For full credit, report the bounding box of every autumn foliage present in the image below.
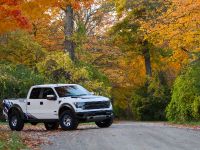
[0,0,29,33]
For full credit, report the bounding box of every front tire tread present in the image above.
[59,110,78,130]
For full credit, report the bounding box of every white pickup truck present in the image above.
[2,84,113,131]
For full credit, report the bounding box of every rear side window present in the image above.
[30,88,41,99]
[42,88,56,99]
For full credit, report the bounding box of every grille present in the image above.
[84,101,110,110]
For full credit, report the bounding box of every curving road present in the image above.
[41,122,200,150]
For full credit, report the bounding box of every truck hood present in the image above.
[61,95,110,102]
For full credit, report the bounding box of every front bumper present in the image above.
[76,110,113,122]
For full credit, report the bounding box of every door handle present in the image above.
[27,102,30,105]
[40,102,43,105]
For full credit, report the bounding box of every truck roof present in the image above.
[32,84,78,88]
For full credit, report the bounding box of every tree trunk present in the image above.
[32,23,37,38]
[64,5,75,61]
[142,40,152,77]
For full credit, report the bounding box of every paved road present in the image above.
[41,122,200,150]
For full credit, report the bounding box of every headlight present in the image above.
[108,101,111,107]
[74,102,85,108]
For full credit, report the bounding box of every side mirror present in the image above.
[47,95,57,101]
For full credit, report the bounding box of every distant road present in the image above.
[41,122,200,150]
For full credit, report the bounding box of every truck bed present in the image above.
[3,98,27,119]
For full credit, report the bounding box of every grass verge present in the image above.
[0,131,26,150]
[0,121,7,125]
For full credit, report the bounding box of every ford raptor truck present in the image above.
[2,84,113,131]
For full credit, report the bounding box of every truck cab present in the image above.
[3,84,113,131]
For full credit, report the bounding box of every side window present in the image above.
[42,88,56,99]
[30,88,41,99]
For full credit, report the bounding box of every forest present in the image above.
[0,0,200,123]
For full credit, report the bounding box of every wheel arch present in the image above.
[8,104,24,120]
[58,103,75,117]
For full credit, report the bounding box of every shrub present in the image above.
[111,87,134,120]
[0,62,46,120]
[131,72,170,121]
[166,60,200,122]
[0,62,46,100]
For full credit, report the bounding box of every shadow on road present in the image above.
[0,124,102,132]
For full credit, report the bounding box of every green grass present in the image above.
[0,121,7,125]
[0,132,26,150]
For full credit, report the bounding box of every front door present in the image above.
[27,87,58,119]
[41,88,58,119]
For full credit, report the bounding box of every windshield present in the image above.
[55,85,91,97]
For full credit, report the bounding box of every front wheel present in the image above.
[95,118,113,128]
[8,112,24,131]
[44,122,59,130]
[59,111,78,130]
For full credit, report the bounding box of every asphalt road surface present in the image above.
[41,122,200,150]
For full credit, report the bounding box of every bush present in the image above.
[0,62,46,120]
[166,61,200,122]
[111,87,134,120]
[0,62,46,100]
[131,72,170,121]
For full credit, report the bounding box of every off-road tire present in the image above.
[8,111,24,131]
[59,110,78,130]
[95,117,113,128]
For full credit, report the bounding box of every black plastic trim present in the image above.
[8,104,25,119]
[76,110,113,122]
[58,103,75,115]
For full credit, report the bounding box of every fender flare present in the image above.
[8,104,24,120]
[58,103,75,116]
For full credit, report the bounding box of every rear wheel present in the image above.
[59,111,78,130]
[44,122,59,130]
[8,111,24,131]
[95,118,113,128]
